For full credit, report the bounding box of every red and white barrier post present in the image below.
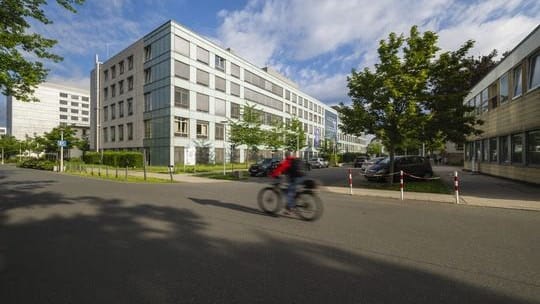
[348,169,353,195]
[400,170,404,201]
[454,171,460,204]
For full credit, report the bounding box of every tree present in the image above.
[0,0,84,101]
[366,142,383,157]
[264,121,285,155]
[339,26,439,182]
[284,117,306,153]
[0,135,21,159]
[35,126,80,154]
[228,103,264,162]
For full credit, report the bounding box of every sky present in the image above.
[1,0,539,127]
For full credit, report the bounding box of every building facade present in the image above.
[464,25,540,184]
[7,82,90,140]
[90,20,367,166]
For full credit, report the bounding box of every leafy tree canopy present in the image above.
[0,0,84,101]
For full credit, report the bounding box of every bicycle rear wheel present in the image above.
[295,192,323,221]
[257,187,282,214]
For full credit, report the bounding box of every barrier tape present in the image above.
[346,168,439,180]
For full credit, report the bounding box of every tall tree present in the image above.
[35,126,80,153]
[339,26,439,181]
[284,117,306,153]
[264,121,285,155]
[228,103,264,162]
[366,142,383,157]
[0,135,21,159]
[0,0,84,101]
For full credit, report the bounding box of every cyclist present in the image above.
[270,152,305,213]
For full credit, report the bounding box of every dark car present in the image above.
[353,156,369,168]
[360,156,385,172]
[364,156,433,181]
[249,158,280,177]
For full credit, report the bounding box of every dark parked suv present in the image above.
[353,156,369,168]
[364,156,433,181]
[248,158,280,177]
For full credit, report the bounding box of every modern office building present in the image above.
[464,25,540,184]
[6,82,91,141]
[90,20,368,166]
[0,127,6,136]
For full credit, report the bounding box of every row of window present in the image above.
[103,98,133,121]
[59,92,89,101]
[103,76,134,100]
[103,55,134,82]
[59,100,89,108]
[467,50,540,114]
[103,123,134,142]
[59,108,89,116]
[59,115,89,122]
[465,129,540,166]
[172,117,225,140]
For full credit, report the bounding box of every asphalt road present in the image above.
[1,165,539,304]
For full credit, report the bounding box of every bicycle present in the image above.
[257,178,323,221]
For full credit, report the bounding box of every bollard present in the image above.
[400,170,404,201]
[454,171,460,204]
[348,169,353,195]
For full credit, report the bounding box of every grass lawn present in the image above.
[360,178,452,194]
[64,171,174,183]
[194,171,249,181]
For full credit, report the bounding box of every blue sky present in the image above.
[1,0,539,126]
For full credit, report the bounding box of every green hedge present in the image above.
[18,159,56,171]
[83,151,143,167]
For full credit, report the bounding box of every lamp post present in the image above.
[60,129,64,172]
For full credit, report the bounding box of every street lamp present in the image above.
[220,120,229,175]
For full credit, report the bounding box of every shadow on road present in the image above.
[188,197,266,217]
[0,173,534,303]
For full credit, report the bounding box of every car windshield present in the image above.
[310,158,319,161]
[379,158,391,165]
[257,159,272,165]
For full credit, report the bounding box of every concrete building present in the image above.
[90,20,368,166]
[6,82,90,140]
[0,127,6,136]
[464,25,540,184]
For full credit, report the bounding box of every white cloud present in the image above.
[46,75,91,91]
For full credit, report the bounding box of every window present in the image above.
[196,69,209,86]
[110,126,116,142]
[529,52,540,91]
[511,133,523,163]
[197,46,209,64]
[475,140,481,160]
[111,66,116,79]
[196,93,209,112]
[482,138,489,161]
[474,94,481,115]
[82,103,89,108]
[292,106,297,115]
[500,135,510,164]
[103,127,108,142]
[285,90,290,100]
[285,104,290,113]
[500,73,509,104]
[60,114,68,120]
[71,95,79,100]
[82,110,89,115]
[118,124,124,141]
[174,117,189,137]
[71,109,78,114]
[527,130,540,165]
[144,68,151,84]
[144,120,152,138]
[104,87,108,100]
[127,98,133,115]
[230,103,240,119]
[103,106,108,121]
[144,45,151,61]
[82,96,89,102]
[231,63,240,78]
[119,60,125,74]
[489,137,498,162]
[118,100,124,118]
[60,92,68,98]
[244,87,283,110]
[175,36,190,56]
[244,69,283,97]
[196,120,209,138]
[82,117,89,122]
[144,92,152,112]
[215,55,225,71]
[175,60,190,80]
[111,104,116,120]
[127,76,133,91]
[513,65,522,98]
[215,76,226,92]
[128,55,133,70]
[127,123,133,140]
[480,88,488,113]
[215,98,226,116]
[174,87,189,108]
[230,82,240,97]
[60,100,68,105]
[111,84,116,97]
[119,80,124,95]
[292,93,297,103]
[215,123,224,140]
[60,107,68,112]
[103,70,108,82]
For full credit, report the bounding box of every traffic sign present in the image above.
[57,140,67,147]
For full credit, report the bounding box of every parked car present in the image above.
[353,156,369,168]
[308,158,329,169]
[364,156,433,181]
[360,156,385,172]
[248,158,280,177]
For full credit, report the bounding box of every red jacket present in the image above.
[270,156,295,178]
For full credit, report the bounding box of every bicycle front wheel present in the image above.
[295,191,323,221]
[257,187,282,214]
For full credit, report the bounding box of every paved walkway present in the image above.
[126,167,540,212]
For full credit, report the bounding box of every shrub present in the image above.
[18,158,55,171]
[83,151,143,167]
[82,152,101,164]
